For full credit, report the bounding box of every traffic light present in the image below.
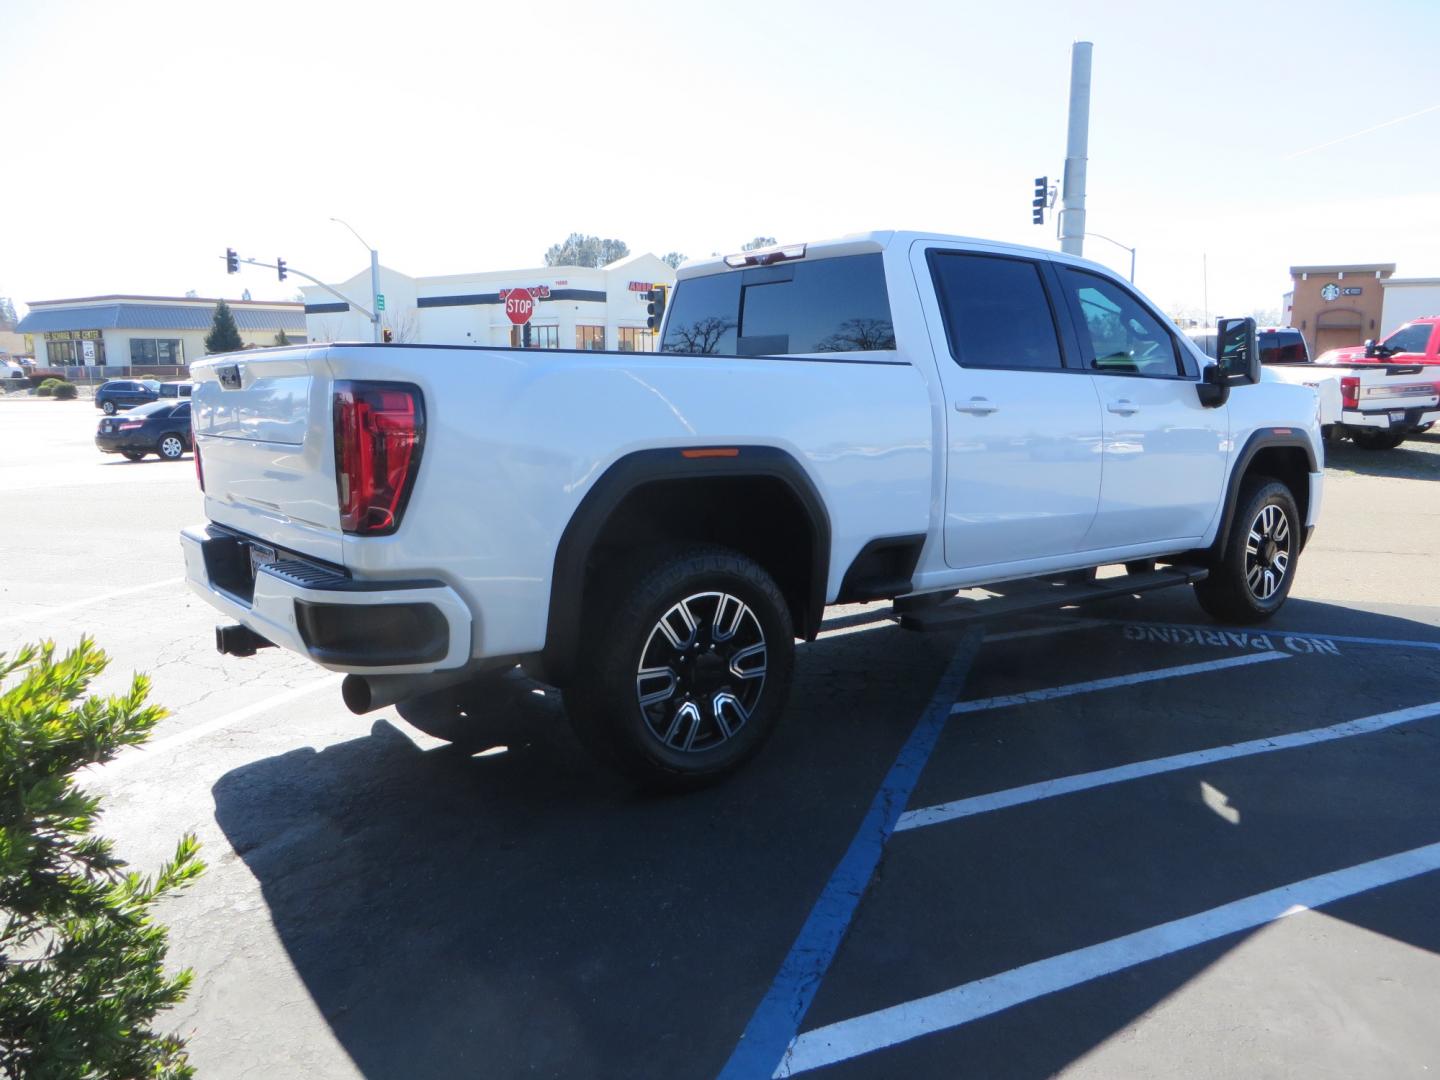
[277,258,287,282]
[382,327,393,343]
[225,247,239,274]
[1032,177,1048,225]
[647,284,668,330]
[522,323,532,348]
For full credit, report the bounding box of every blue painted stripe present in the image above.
[717,634,982,1080]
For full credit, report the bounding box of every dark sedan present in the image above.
[95,400,192,461]
[95,379,161,415]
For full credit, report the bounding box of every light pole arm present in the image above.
[1080,231,1137,283]
[227,256,376,321]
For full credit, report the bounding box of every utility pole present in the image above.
[1059,41,1093,258]
[331,218,382,343]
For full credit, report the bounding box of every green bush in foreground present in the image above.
[49,383,76,400]
[0,639,204,1079]
[37,379,65,390]
[32,386,51,398]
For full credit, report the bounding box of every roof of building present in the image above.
[1289,263,1397,276]
[17,303,307,334]
[1381,277,1440,287]
[26,294,302,308]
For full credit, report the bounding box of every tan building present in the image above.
[1288,263,1394,357]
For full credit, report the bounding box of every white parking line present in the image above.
[951,651,1290,716]
[90,675,344,776]
[776,840,1440,1076]
[898,698,1440,832]
[0,576,185,629]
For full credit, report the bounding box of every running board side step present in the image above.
[894,566,1210,632]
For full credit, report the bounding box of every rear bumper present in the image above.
[180,524,474,674]
[1339,407,1440,432]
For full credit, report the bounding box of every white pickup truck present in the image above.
[182,232,1323,786]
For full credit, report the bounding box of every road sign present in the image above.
[376,293,386,311]
[504,287,536,325]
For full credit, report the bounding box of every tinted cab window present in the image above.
[1382,322,1434,355]
[1258,330,1309,364]
[928,252,1064,370]
[1060,268,1183,377]
[662,254,894,356]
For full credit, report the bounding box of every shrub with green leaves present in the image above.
[0,639,204,1079]
[50,383,76,401]
[37,379,65,390]
[32,386,51,398]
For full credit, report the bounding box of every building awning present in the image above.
[17,304,307,334]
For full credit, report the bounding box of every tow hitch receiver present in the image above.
[216,623,275,657]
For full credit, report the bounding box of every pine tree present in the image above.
[204,299,244,354]
[0,639,203,1078]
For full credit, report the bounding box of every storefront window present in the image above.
[43,331,106,366]
[510,324,560,348]
[130,338,184,365]
[618,327,655,353]
[576,325,605,351]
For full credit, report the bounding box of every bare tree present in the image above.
[816,318,896,352]
[662,252,687,270]
[664,316,736,355]
[382,307,420,343]
[741,236,777,251]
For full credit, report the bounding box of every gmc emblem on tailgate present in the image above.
[217,364,242,389]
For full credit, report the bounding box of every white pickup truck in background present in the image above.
[183,232,1323,787]
[1190,325,1440,450]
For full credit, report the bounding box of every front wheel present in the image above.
[1350,429,1406,451]
[564,545,795,790]
[1194,478,1300,625]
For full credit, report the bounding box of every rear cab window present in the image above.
[1258,330,1309,364]
[661,254,895,356]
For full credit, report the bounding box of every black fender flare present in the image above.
[540,446,831,684]
[1212,427,1317,560]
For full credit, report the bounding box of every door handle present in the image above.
[1107,399,1139,416]
[955,397,998,415]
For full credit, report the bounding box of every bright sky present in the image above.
[4,0,1438,321]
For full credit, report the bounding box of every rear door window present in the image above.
[928,252,1065,370]
[662,254,895,356]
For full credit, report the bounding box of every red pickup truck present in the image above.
[1318,316,1440,366]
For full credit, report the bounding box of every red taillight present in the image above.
[118,420,143,430]
[333,381,425,535]
[1340,376,1359,410]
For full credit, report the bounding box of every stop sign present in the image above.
[504,288,535,325]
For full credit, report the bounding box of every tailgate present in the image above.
[191,348,345,565]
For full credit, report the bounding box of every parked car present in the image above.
[183,230,1323,787]
[2,358,28,381]
[95,400,192,461]
[158,381,194,399]
[1188,326,1310,364]
[95,379,161,414]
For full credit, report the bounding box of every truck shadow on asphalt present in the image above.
[1324,439,1440,481]
[211,598,1440,1080]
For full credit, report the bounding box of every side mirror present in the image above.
[1363,338,1378,358]
[1196,361,1230,408]
[1215,316,1260,385]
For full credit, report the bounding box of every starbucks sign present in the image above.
[1320,283,1341,301]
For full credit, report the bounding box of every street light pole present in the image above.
[1083,231,1137,283]
[331,217,381,343]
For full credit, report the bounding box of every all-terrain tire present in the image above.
[563,544,795,790]
[1193,477,1300,625]
[1350,429,1406,451]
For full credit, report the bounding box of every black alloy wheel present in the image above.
[565,545,795,789]
[1194,477,1300,624]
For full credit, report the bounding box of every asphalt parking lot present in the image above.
[3,396,1439,1079]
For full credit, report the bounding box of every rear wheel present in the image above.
[1194,477,1300,624]
[158,434,186,460]
[564,544,795,790]
[1350,429,1406,451]
[121,451,145,462]
[102,400,117,415]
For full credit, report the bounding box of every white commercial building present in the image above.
[302,252,676,352]
[1380,278,1440,337]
